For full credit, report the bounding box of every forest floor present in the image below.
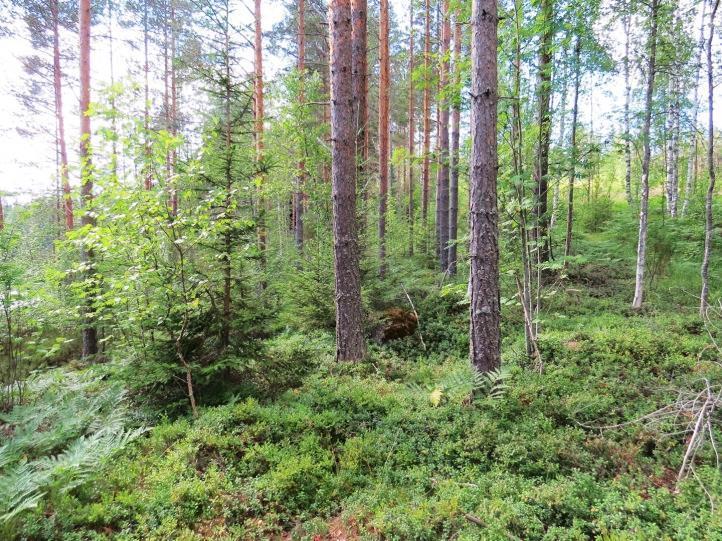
[4,204,722,540]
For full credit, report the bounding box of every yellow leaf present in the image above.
[429,388,443,407]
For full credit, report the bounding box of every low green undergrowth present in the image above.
[9,314,721,540]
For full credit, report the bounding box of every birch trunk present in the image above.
[700,0,720,316]
[632,0,659,310]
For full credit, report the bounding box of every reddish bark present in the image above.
[255,0,267,268]
[52,0,73,230]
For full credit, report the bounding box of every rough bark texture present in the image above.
[448,18,461,276]
[701,0,719,316]
[436,0,451,272]
[295,0,306,250]
[330,0,366,361]
[0,197,4,231]
[351,0,368,201]
[79,0,97,358]
[469,0,500,373]
[564,37,581,260]
[378,0,390,277]
[407,4,415,257]
[422,0,431,235]
[632,0,659,310]
[52,0,73,231]
[533,0,553,262]
[623,10,632,205]
[169,0,178,215]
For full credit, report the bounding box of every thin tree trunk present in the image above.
[143,0,152,190]
[469,0,500,373]
[255,0,267,272]
[107,0,118,179]
[407,3,415,256]
[437,0,450,272]
[623,9,633,204]
[511,0,535,359]
[0,196,4,231]
[378,0,389,277]
[632,0,659,310]
[422,0,431,246]
[666,51,680,218]
[550,48,567,232]
[169,0,178,215]
[564,37,581,260]
[79,0,97,358]
[351,0,368,207]
[682,1,707,217]
[221,8,232,349]
[330,0,366,361]
[700,0,720,316]
[533,0,553,262]
[448,17,461,276]
[52,0,73,231]
[295,0,306,250]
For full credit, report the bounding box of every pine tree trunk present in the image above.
[632,0,659,310]
[295,0,306,251]
[407,4,415,257]
[701,0,719,316]
[448,18,461,276]
[469,0,500,373]
[52,0,73,231]
[623,10,633,204]
[564,37,581,260]
[378,0,389,277]
[79,0,97,358]
[330,0,366,361]
[436,0,450,272]
[0,196,4,231]
[533,0,553,262]
[422,0,431,245]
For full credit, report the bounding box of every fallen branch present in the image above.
[401,284,426,351]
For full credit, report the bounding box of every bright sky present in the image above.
[0,0,716,204]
